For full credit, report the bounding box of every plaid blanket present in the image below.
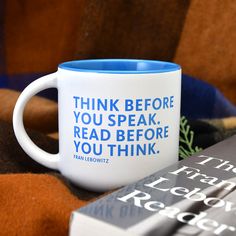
[0,74,236,235]
[1,1,236,235]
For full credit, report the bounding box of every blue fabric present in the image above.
[181,74,236,119]
[0,75,8,87]
[0,73,57,101]
[1,72,235,119]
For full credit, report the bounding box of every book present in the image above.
[69,135,236,236]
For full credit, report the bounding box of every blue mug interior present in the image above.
[59,59,180,74]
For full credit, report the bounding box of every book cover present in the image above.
[70,135,236,236]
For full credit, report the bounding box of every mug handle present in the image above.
[13,72,60,170]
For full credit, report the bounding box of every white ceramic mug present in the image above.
[13,59,181,191]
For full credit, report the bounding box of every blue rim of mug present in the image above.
[58,59,181,74]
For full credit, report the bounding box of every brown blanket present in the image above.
[0,89,101,235]
[1,1,236,234]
